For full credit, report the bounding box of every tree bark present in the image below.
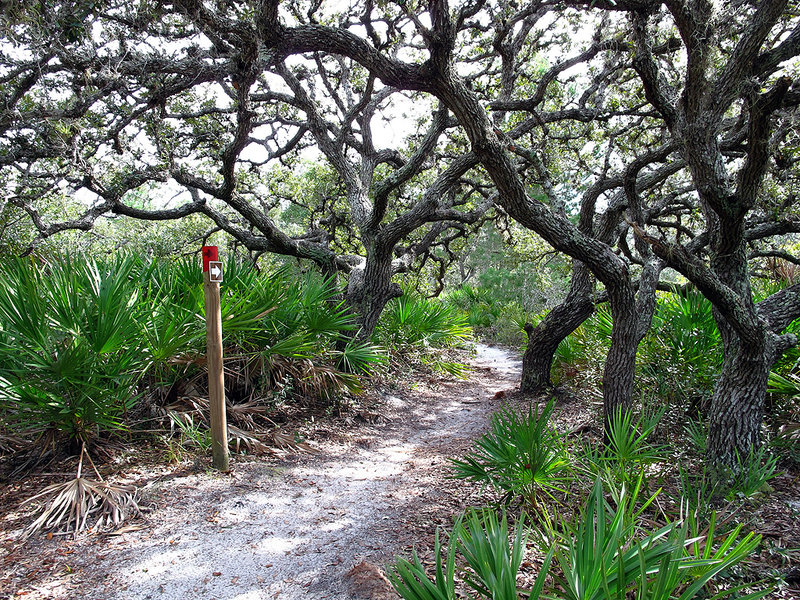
[345,242,402,339]
[521,261,594,392]
[603,281,640,419]
[705,330,773,470]
[603,256,664,434]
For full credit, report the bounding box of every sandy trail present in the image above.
[70,344,521,600]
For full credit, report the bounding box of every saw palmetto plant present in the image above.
[449,398,571,508]
[0,255,146,445]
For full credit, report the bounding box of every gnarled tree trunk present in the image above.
[706,283,800,470]
[521,262,594,392]
[345,242,402,339]
[603,258,664,433]
[706,329,773,469]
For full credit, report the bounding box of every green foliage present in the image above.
[456,510,529,600]
[0,256,146,442]
[376,294,473,349]
[638,290,721,408]
[541,477,769,600]
[334,339,388,376]
[543,478,676,600]
[389,510,551,600]
[678,445,780,514]
[392,478,768,600]
[684,418,708,454]
[443,285,529,346]
[581,408,666,490]
[169,412,213,453]
[727,446,780,499]
[548,306,611,387]
[767,371,800,396]
[389,529,458,600]
[0,253,384,447]
[453,224,571,315]
[449,399,571,506]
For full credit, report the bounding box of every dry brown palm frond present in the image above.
[226,400,269,430]
[9,428,59,477]
[227,425,273,455]
[0,431,28,455]
[167,395,209,416]
[268,430,314,454]
[777,422,800,441]
[21,445,139,539]
[165,396,210,434]
[167,396,271,431]
[268,355,360,398]
[21,476,139,539]
[299,362,361,396]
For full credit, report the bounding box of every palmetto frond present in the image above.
[22,477,140,539]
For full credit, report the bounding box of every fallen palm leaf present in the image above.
[108,523,146,536]
[0,431,28,454]
[21,444,140,539]
[22,476,139,539]
[268,430,314,454]
[777,422,800,440]
[226,400,269,430]
[227,424,272,454]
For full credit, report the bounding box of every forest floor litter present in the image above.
[1,344,534,599]
[2,343,799,600]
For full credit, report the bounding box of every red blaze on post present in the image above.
[202,246,219,272]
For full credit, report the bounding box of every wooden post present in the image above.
[202,246,229,471]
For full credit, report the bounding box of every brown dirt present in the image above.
[0,344,522,599]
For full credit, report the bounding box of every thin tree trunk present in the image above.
[521,262,594,392]
[602,258,664,434]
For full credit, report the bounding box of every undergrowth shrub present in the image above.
[638,290,721,416]
[580,407,666,492]
[374,293,473,377]
[390,477,768,600]
[443,285,530,346]
[376,294,472,349]
[0,253,385,452]
[0,256,147,445]
[449,399,571,507]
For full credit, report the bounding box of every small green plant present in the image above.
[455,510,530,600]
[771,422,800,464]
[449,399,571,507]
[389,510,552,600]
[541,478,675,600]
[540,477,770,600]
[677,463,725,516]
[581,407,665,491]
[679,445,779,514]
[728,446,779,498]
[684,418,708,454]
[169,412,212,453]
[389,528,457,600]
